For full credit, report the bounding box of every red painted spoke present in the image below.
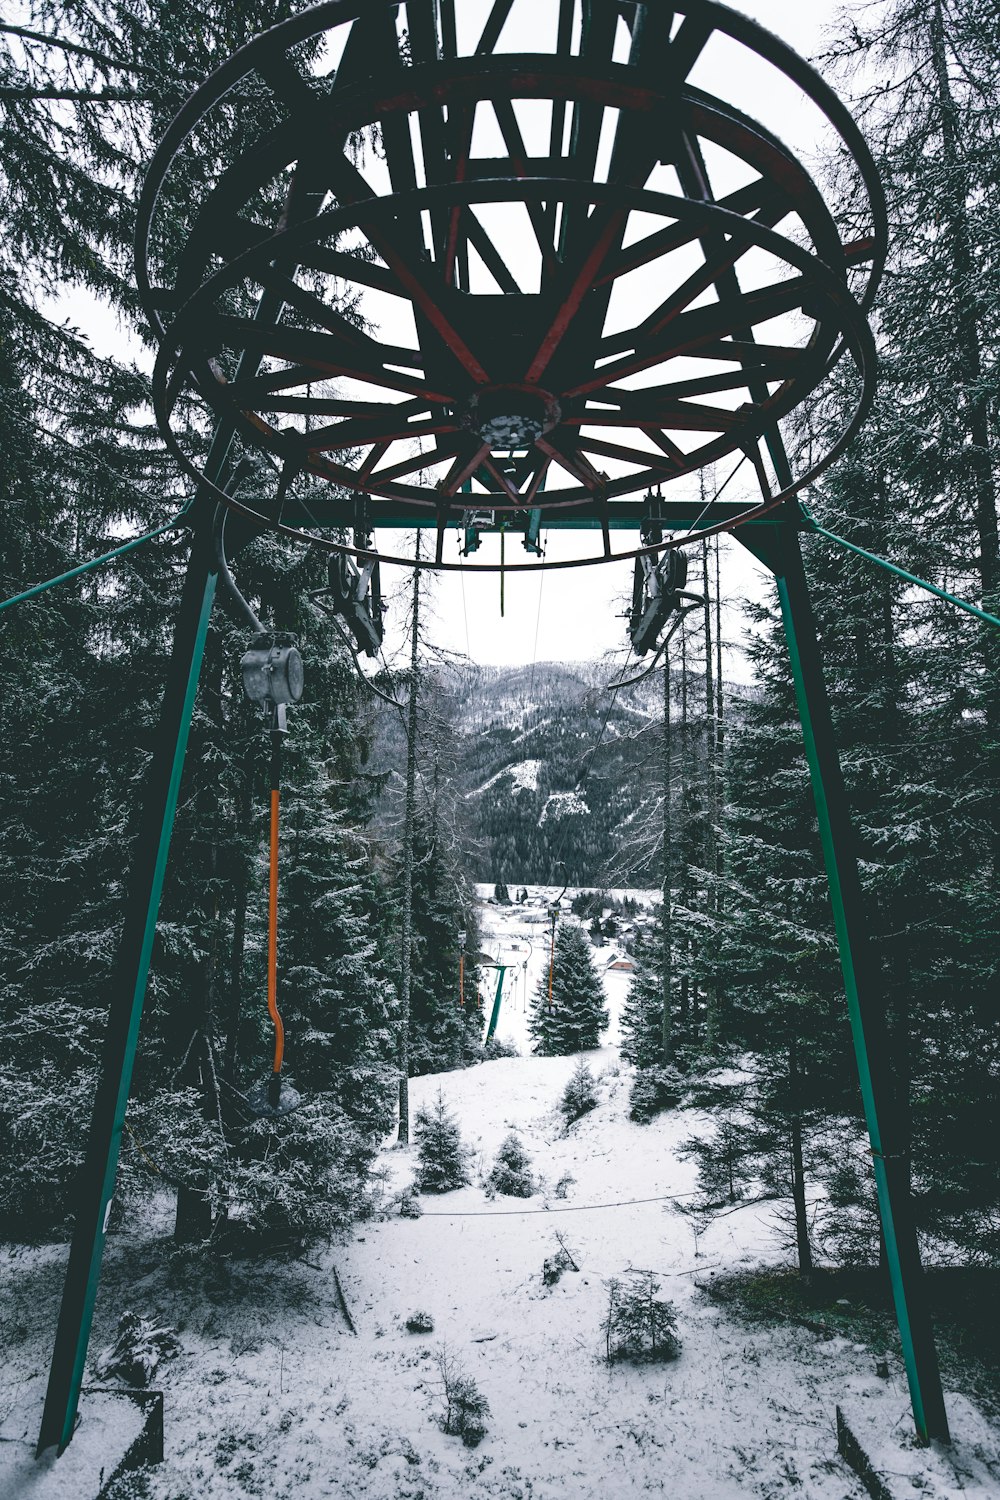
[522,452,554,505]
[525,208,627,383]
[576,436,686,475]
[326,151,492,382]
[535,436,603,494]
[479,455,522,504]
[438,440,493,495]
[566,276,815,397]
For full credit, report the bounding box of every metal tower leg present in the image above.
[741,521,949,1443]
[37,501,220,1455]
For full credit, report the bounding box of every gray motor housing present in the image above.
[241,631,304,709]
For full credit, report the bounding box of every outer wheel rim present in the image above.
[136,0,885,574]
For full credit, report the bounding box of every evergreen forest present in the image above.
[1,1,999,1490]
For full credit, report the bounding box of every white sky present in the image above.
[47,0,856,678]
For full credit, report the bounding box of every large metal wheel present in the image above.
[137,0,885,570]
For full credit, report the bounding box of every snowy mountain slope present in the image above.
[2,895,993,1500]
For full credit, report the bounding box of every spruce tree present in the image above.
[528,923,608,1056]
[414,1090,471,1193]
[486,1133,535,1198]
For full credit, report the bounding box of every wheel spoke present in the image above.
[525,208,628,383]
[595,179,787,287]
[476,0,516,56]
[492,96,559,278]
[576,436,686,475]
[438,440,493,495]
[569,403,740,433]
[258,51,493,385]
[536,435,604,494]
[302,414,457,454]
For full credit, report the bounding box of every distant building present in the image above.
[605,954,635,972]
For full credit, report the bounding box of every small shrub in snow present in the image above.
[482,1035,519,1061]
[542,1232,579,1287]
[553,1172,575,1199]
[560,1060,599,1127]
[414,1090,472,1193]
[485,1132,535,1197]
[629,1064,685,1123]
[398,1184,423,1218]
[405,1310,434,1334]
[602,1273,681,1364]
[435,1348,490,1447]
[93,1312,179,1386]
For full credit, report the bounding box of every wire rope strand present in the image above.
[0,505,192,615]
[805,512,1000,632]
[413,1189,700,1218]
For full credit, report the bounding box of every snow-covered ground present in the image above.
[2,894,997,1499]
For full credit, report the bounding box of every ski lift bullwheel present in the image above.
[137,0,885,574]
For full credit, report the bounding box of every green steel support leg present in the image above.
[742,521,949,1444]
[37,501,220,1454]
[486,967,508,1043]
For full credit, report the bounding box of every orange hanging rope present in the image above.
[459,951,465,1008]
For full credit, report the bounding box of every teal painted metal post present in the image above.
[37,501,220,1454]
[743,521,949,1443]
[485,967,508,1043]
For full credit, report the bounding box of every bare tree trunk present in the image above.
[679,619,691,1037]
[789,1036,813,1278]
[397,538,421,1144]
[661,650,672,1064]
[702,540,717,1049]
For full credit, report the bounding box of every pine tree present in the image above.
[486,1133,535,1198]
[413,1090,471,1193]
[528,923,608,1056]
[559,1060,599,1126]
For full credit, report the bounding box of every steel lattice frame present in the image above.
[136,0,886,571]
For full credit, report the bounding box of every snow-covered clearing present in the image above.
[466,760,542,799]
[2,895,995,1499]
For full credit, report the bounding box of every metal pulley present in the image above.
[241,630,305,711]
[630,550,690,656]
